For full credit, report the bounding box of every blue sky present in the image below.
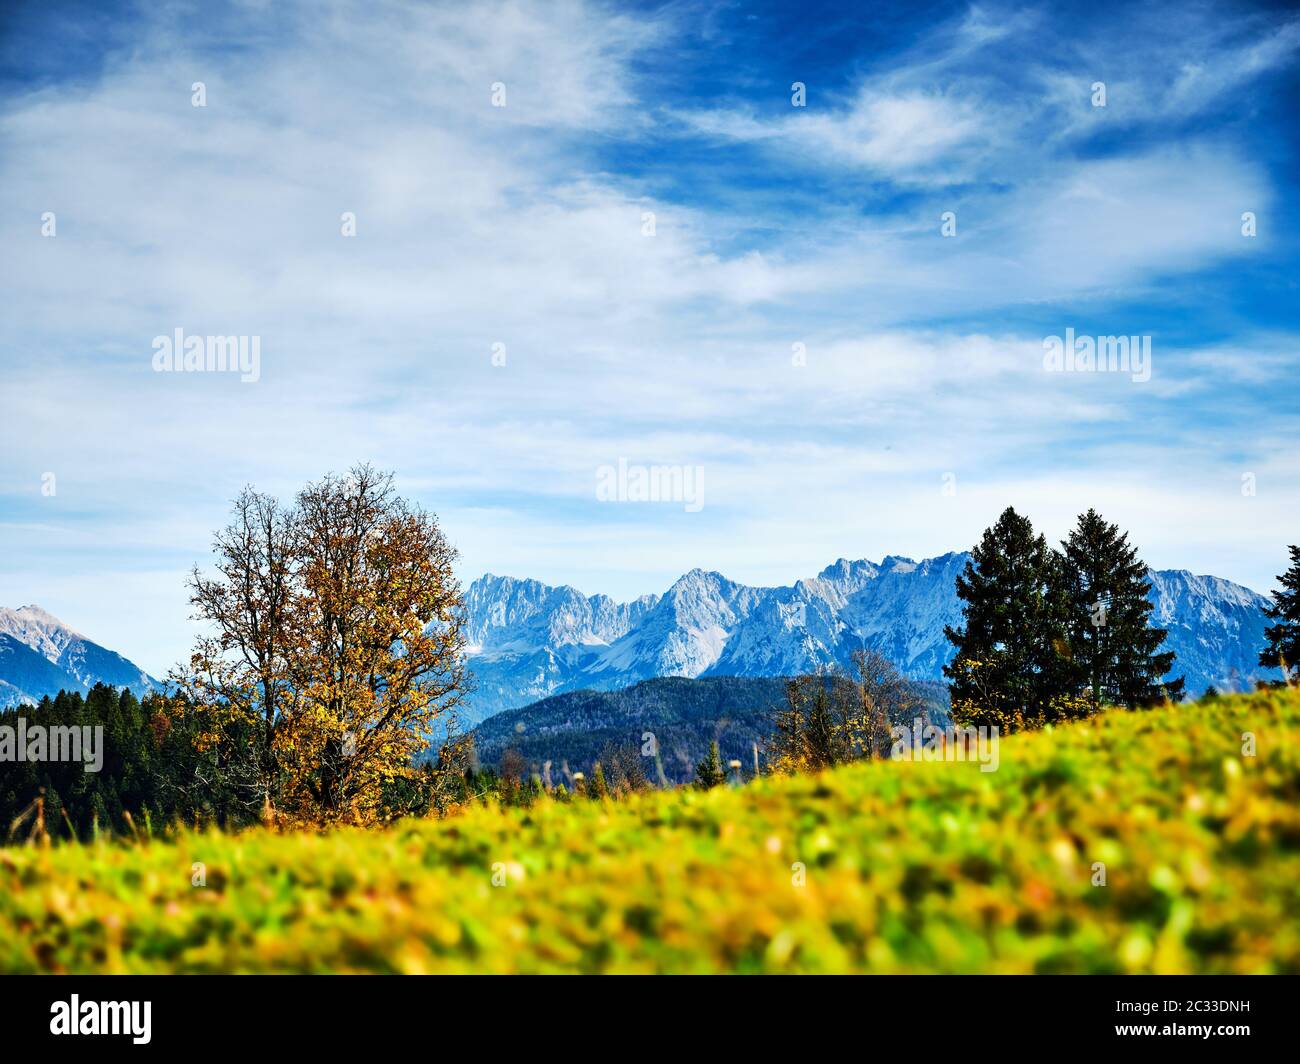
[1,0,1298,675]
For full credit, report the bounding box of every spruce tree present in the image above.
[802,683,842,770]
[1260,545,1300,678]
[1061,508,1183,708]
[693,741,727,790]
[944,507,1074,730]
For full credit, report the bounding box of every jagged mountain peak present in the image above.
[665,567,732,592]
[0,604,83,659]
[15,603,74,622]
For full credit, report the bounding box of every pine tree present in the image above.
[802,683,842,770]
[944,507,1074,730]
[1260,546,1300,680]
[1061,509,1183,708]
[693,741,727,790]
[587,762,609,800]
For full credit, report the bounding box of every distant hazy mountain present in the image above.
[466,674,949,784]
[0,606,159,707]
[462,555,1278,722]
[468,676,791,783]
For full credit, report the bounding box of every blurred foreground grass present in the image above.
[3,687,1298,973]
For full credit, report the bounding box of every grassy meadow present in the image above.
[2,686,1298,974]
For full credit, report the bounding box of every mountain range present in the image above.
[0,606,158,708]
[461,553,1279,722]
[0,551,1279,722]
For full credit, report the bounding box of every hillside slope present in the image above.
[3,686,1297,974]
[466,674,950,783]
[0,634,85,707]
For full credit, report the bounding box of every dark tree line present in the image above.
[0,685,248,841]
[0,683,469,843]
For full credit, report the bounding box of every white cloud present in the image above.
[0,0,1296,674]
[683,90,987,180]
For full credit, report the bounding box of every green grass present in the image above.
[3,687,1299,973]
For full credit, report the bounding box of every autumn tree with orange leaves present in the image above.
[174,465,468,824]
